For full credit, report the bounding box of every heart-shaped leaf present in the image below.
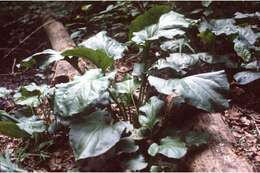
[63,31,126,70]
[69,110,131,160]
[148,70,229,112]
[54,69,115,117]
[132,11,197,45]
[148,136,187,159]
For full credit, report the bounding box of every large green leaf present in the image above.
[79,31,127,60]
[148,70,229,112]
[152,53,236,75]
[0,121,29,138]
[132,11,197,45]
[129,5,171,39]
[54,69,115,117]
[0,87,12,98]
[148,136,187,159]
[138,96,164,130]
[17,49,64,70]
[13,83,49,107]
[62,48,113,71]
[234,71,260,85]
[63,31,126,70]
[69,111,131,160]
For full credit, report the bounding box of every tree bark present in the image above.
[42,14,88,84]
[182,112,255,172]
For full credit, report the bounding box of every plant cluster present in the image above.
[0,2,259,171]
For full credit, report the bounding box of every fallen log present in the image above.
[42,14,88,84]
[182,112,255,172]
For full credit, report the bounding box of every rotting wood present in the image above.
[42,13,88,85]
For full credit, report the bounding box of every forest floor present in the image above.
[0,2,259,171]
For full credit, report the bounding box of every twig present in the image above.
[11,58,16,74]
[2,19,55,60]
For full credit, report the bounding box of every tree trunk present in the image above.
[42,14,88,84]
[182,112,255,172]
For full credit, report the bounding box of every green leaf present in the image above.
[234,12,260,19]
[0,87,12,98]
[241,60,260,70]
[13,83,49,107]
[54,69,115,117]
[79,31,126,60]
[115,78,138,94]
[185,131,209,147]
[0,121,29,138]
[129,5,171,39]
[199,19,257,44]
[234,71,260,85]
[152,53,236,75]
[0,152,27,172]
[132,63,144,76]
[148,136,187,159]
[17,115,46,135]
[17,49,64,70]
[138,96,164,130]
[69,111,131,160]
[148,70,229,112]
[132,11,197,45]
[121,154,148,171]
[233,37,252,62]
[160,38,195,53]
[62,47,113,71]
[0,111,45,137]
[63,31,126,70]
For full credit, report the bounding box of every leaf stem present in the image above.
[108,89,127,121]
